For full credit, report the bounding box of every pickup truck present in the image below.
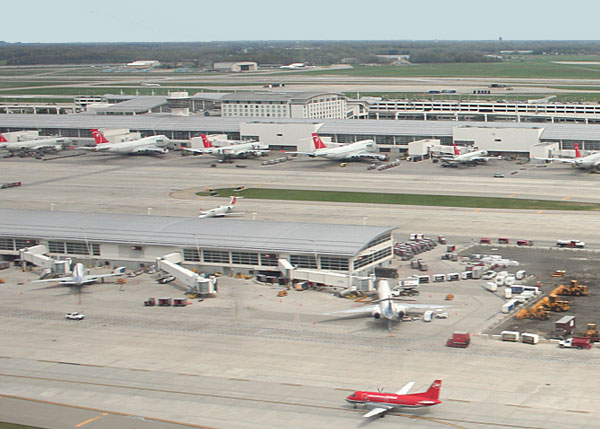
[559,337,592,350]
[65,312,85,320]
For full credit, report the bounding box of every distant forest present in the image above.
[2,41,600,66]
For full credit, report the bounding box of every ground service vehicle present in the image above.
[65,312,85,320]
[559,337,592,350]
[446,332,470,348]
[498,238,510,244]
[480,237,491,244]
[552,280,589,296]
[556,239,585,248]
[516,240,534,246]
[144,297,156,306]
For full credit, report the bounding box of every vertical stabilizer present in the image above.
[312,133,327,150]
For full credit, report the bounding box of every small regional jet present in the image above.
[324,280,447,331]
[79,129,170,155]
[289,133,387,162]
[346,380,442,418]
[198,196,244,219]
[533,143,600,172]
[0,133,72,155]
[32,263,126,287]
[439,143,498,167]
[181,135,269,160]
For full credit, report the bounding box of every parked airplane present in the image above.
[181,135,269,160]
[80,129,170,154]
[199,196,244,218]
[290,134,387,162]
[533,143,600,172]
[346,380,442,418]
[439,144,497,166]
[324,280,446,330]
[0,133,72,154]
[32,263,126,287]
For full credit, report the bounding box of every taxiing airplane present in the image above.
[439,144,497,166]
[290,134,387,162]
[181,135,269,160]
[346,380,442,418]
[80,129,170,155]
[533,143,600,172]
[324,279,447,330]
[280,63,306,69]
[0,133,72,154]
[199,196,244,218]
[32,263,126,287]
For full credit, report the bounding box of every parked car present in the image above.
[158,274,176,284]
[65,312,85,320]
[493,173,505,178]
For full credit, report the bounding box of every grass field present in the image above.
[198,188,600,211]
[289,56,600,79]
[0,423,41,429]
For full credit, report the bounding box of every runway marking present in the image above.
[0,356,10,359]
[334,387,354,392]
[566,409,590,414]
[446,398,471,403]
[179,373,200,377]
[505,403,532,408]
[0,393,217,429]
[281,382,302,387]
[79,363,104,368]
[229,377,250,382]
[75,412,107,427]
[130,368,150,372]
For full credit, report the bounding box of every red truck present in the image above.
[559,337,592,350]
[446,332,470,348]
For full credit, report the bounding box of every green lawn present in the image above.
[198,188,600,211]
[0,423,42,429]
[288,56,600,79]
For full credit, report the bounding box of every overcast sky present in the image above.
[4,0,600,43]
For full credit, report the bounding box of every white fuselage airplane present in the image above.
[0,133,72,154]
[81,129,170,155]
[32,263,126,287]
[291,134,387,162]
[440,144,496,166]
[181,135,269,160]
[280,63,306,69]
[199,196,243,218]
[534,143,600,172]
[325,280,447,330]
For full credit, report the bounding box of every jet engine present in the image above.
[371,309,381,319]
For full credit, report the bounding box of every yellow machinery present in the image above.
[277,290,288,297]
[552,279,589,296]
[541,294,570,312]
[515,301,550,320]
[585,323,599,338]
[552,270,566,277]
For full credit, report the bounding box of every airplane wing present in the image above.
[396,382,415,395]
[131,146,168,154]
[29,143,62,151]
[86,267,126,281]
[180,147,207,155]
[323,304,377,316]
[231,149,269,157]
[363,406,393,418]
[32,276,75,284]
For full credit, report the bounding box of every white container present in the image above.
[495,275,506,286]
[485,282,498,292]
[515,270,526,280]
[504,276,516,286]
[521,333,539,345]
[504,287,512,299]
[502,300,516,313]
[501,331,520,342]
[423,310,434,322]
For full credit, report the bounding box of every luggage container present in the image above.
[523,286,540,295]
[472,266,484,279]
[433,274,446,282]
[515,270,526,280]
[495,275,506,286]
[480,237,491,244]
[498,238,510,244]
[447,273,460,281]
[504,287,512,299]
[437,235,447,244]
[501,331,520,342]
[504,275,516,286]
[502,299,517,313]
[417,275,430,284]
[460,271,473,280]
[173,297,188,307]
[446,245,456,252]
[521,333,539,345]
[423,310,434,322]
[158,297,172,306]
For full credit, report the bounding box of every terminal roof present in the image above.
[0,209,395,257]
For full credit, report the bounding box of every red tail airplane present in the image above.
[91,129,110,144]
[346,380,442,418]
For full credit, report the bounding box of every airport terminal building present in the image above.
[0,209,395,277]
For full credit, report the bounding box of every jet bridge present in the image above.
[156,253,217,295]
[278,258,375,291]
[19,245,72,278]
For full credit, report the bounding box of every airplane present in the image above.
[324,279,447,330]
[79,129,170,155]
[346,380,442,418]
[181,134,269,160]
[289,134,387,162]
[199,196,244,218]
[439,144,498,167]
[280,63,306,69]
[0,133,72,155]
[533,143,600,172]
[32,263,126,287]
